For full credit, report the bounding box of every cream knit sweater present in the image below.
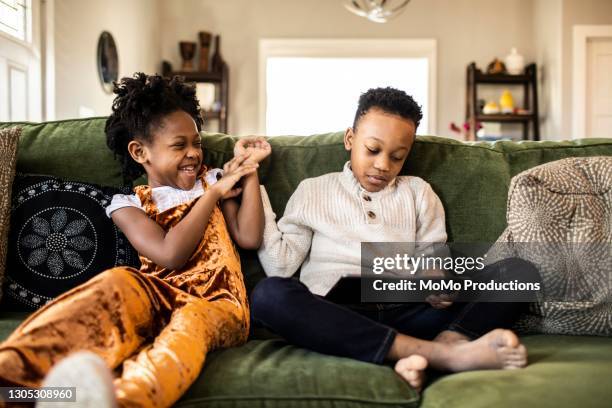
[258,161,447,295]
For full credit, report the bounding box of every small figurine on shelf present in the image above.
[499,90,514,114]
[486,58,507,74]
[161,60,173,77]
[482,101,500,114]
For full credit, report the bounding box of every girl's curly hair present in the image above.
[105,73,204,185]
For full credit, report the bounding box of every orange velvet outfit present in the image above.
[0,172,250,407]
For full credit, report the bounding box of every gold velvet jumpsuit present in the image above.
[0,170,250,407]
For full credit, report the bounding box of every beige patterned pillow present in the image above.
[0,127,21,302]
[493,156,612,336]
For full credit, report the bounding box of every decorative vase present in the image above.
[179,41,196,71]
[198,32,212,72]
[500,90,514,113]
[505,48,525,75]
[211,35,223,73]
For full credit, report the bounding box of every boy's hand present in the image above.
[421,268,454,309]
[233,136,271,164]
[211,154,259,200]
[425,293,454,309]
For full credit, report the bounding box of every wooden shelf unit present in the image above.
[163,62,229,133]
[466,62,540,141]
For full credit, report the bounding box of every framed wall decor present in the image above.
[97,31,118,93]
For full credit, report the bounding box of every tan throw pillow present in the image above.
[493,156,612,336]
[0,127,21,302]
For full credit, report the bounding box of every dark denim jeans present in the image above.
[250,258,538,364]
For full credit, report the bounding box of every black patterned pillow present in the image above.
[2,174,140,311]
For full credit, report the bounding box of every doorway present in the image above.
[586,37,612,138]
[573,25,612,139]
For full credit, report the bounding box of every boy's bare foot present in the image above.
[394,355,428,392]
[433,330,469,345]
[389,329,527,374]
[443,329,527,372]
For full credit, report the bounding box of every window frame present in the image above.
[0,0,32,46]
[258,38,437,135]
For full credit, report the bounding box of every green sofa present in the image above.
[1,117,611,408]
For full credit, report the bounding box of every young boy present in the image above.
[251,87,532,391]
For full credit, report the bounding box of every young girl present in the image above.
[252,87,535,392]
[0,73,270,407]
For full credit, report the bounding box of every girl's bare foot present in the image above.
[394,355,428,392]
[443,329,527,372]
[37,351,117,408]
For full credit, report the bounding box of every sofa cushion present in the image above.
[497,157,612,336]
[2,174,140,311]
[421,334,612,408]
[176,339,419,408]
[0,118,126,187]
[0,127,20,303]
[0,314,610,408]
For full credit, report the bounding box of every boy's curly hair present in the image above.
[353,87,423,131]
[105,73,204,184]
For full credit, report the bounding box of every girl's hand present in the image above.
[233,136,271,164]
[212,154,259,200]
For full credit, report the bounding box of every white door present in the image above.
[586,37,612,138]
[0,0,41,122]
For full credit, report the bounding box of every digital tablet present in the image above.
[324,274,361,304]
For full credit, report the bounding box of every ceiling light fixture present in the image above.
[344,0,411,23]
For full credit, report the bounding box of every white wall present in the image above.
[49,0,611,139]
[159,0,536,138]
[53,0,161,119]
[533,0,563,139]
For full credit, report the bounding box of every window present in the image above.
[0,0,40,122]
[259,39,436,136]
[0,0,30,42]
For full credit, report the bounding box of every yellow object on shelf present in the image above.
[500,90,514,113]
[483,101,500,115]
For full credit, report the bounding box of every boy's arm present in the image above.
[221,136,270,249]
[221,172,264,249]
[415,182,452,309]
[257,184,313,277]
[415,182,447,243]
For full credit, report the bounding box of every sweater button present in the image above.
[367,211,376,219]
[363,194,372,201]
